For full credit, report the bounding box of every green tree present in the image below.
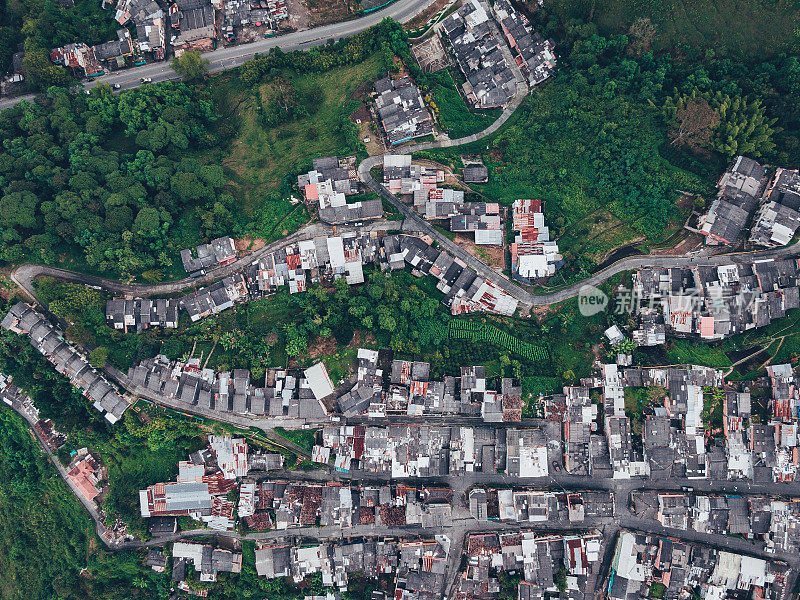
[21,49,70,88]
[171,50,210,82]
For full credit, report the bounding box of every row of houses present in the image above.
[337,347,524,421]
[105,298,180,332]
[50,0,289,80]
[243,480,453,531]
[459,531,602,600]
[650,493,800,554]
[169,540,242,584]
[374,75,435,146]
[1,303,128,423]
[510,199,562,281]
[699,155,800,247]
[467,488,614,524]
[396,234,520,315]
[633,257,800,341]
[427,197,503,246]
[127,355,333,417]
[609,530,790,600]
[254,536,450,597]
[110,230,521,331]
[315,425,550,477]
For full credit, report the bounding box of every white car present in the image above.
[140,77,152,83]
[113,83,121,89]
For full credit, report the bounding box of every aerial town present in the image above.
[3,0,800,598]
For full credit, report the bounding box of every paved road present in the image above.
[11,220,400,303]
[3,400,120,545]
[0,0,437,112]
[357,0,535,309]
[9,398,800,598]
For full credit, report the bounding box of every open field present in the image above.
[214,53,385,221]
[428,69,501,138]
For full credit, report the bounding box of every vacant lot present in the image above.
[544,0,800,58]
[220,53,384,218]
[306,0,352,26]
[429,69,501,138]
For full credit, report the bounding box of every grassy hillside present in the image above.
[211,53,385,221]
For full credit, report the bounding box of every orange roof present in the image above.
[304,183,319,201]
[67,458,100,502]
[699,316,715,338]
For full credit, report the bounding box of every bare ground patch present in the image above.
[235,236,268,253]
[452,233,505,271]
[306,0,352,26]
[308,335,338,360]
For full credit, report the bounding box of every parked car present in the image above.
[552,460,561,472]
[112,83,121,89]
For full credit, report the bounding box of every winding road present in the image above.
[0,0,440,111]
[4,4,800,596]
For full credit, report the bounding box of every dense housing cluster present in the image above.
[315,425,550,477]
[297,156,383,225]
[553,361,800,485]
[248,481,453,530]
[439,0,554,108]
[180,236,237,276]
[50,30,137,78]
[608,531,790,600]
[440,0,517,108]
[1,303,128,423]
[374,76,435,145]
[492,0,556,86]
[337,348,523,420]
[460,531,602,600]
[633,257,800,340]
[699,156,800,247]
[139,435,283,530]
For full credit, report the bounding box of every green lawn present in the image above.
[428,69,501,138]
[664,339,733,368]
[274,427,319,452]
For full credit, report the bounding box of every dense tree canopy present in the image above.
[0,83,230,277]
